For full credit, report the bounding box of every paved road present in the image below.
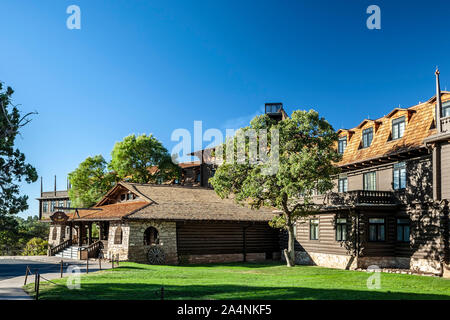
[0,256,113,300]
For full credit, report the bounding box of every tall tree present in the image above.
[0,82,38,238]
[68,155,117,207]
[109,134,179,184]
[210,110,342,266]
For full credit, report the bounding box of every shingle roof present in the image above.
[71,182,276,222]
[68,201,149,221]
[336,92,450,166]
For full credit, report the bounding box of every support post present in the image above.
[24,266,29,285]
[60,260,63,278]
[88,223,92,245]
[86,258,89,274]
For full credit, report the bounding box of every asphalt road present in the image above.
[0,259,63,281]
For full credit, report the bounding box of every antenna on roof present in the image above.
[54,175,56,196]
[40,177,43,195]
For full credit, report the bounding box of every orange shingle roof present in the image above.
[68,201,149,221]
[336,92,450,166]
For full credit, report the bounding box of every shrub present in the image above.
[22,237,48,256]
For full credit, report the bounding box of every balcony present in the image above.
[441,116,450,132]
[315,190,397,208]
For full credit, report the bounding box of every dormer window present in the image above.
[443,101,450,117]
[362,128,373,148]
[338,136,347,154]
[392,116,405,140]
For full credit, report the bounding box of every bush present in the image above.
[22,237,48,256]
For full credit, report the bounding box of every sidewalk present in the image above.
[0,256,113,300]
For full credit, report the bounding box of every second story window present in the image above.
[43,202,48,213]
[67,200,71,208]
[392,116,405,140]
[58,200,64,209]
[50,201,55,212]
[362,128,373,148]
[363,171,376,191]
[443,101,450,117]
[338,136,347,154]
[338,177,348,193]
[393,162,406,190]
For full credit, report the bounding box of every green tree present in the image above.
[0,82,38,247]
[210,110,342,267]
[22,237,48,256]
[68,155,117,207]
[109,134,179,184]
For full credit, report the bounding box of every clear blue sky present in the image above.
[2,0,449,218]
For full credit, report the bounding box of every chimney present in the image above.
[40,177,43,196]
[435,68,442,132]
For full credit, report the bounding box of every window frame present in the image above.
[309,219,319,240]
[336,218,348,241]
[114,226,123,245]
[144,227,160,245]
[443,101,450,117]
[338,136,347,154]
[368,218,386,242]
[396,218,410,242]
[363,171,377,191]
[338,177,348,193]
[50,201,55,212]
[393,162,407,190]
[43,201,48,213]
[392,116,406,140]
[362,127,373,148]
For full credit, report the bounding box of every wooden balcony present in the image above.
[316,190,397,208]
[441,116,450,132]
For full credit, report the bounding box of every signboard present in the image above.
[50,211,69,224]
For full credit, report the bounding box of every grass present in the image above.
[24,261,450,300]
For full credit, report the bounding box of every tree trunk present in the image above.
[284,223,296,267]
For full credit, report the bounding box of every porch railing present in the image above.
[48,239,72,256]
[79,240,103,259]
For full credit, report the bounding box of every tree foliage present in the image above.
[0,82,38,234]
[109,134,179,184]
[210,110,342,266]
[68,155,117,208]
[22,237,49,256]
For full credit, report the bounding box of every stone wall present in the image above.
[127,221,178,264]
[106,222,130,261]
[292,251,358,270]
[48,224,65,247]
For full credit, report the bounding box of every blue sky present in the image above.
[1,0,449,218]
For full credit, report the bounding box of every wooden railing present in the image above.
[79,240,103,259]
[348,190,395,205]
[48,239,72,256]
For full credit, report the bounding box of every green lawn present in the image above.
[24,261,450,300]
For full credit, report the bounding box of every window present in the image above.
[338,177,348,193]
[338,136,347,154]
[336,218,347,241]
[43,202,48,213]
[397,218,410,242]
[443,101,450,117]
[52,227,57,240]
[50,201,55,212]
[363,171,376,191]
[114,226,123,244]
[362,128,373,148]
[58,201,64,209]
[392,116,406,140]
[144,227,159,245]
[67,200,71,208]
[126,193,132,200]
[393,162,407,190]
[369,218,385,241]
[120,194,126,201]
[310,219,319,240]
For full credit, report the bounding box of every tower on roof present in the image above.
[264,102,288,121]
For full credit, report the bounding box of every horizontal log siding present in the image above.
[176,221,280,255]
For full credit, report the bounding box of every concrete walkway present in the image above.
[0,256,113,300]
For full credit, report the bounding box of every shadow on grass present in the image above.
[32,282,450,300]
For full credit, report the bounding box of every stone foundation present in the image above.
[179,252,278,264]
[293,251,444,275]
[292,251,358,270]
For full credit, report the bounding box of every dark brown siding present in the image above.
[176,221,280,255]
